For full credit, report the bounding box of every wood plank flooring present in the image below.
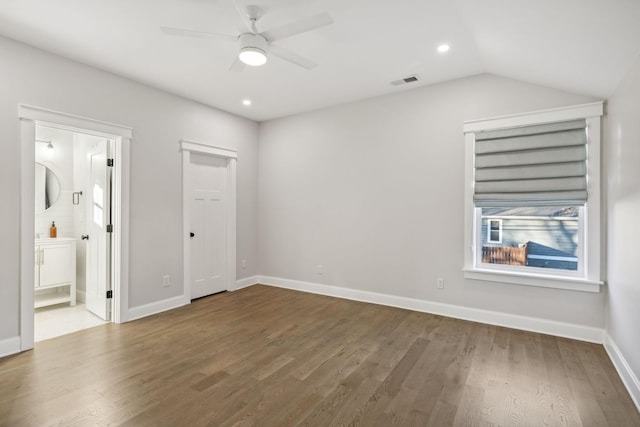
[1,285,638,426]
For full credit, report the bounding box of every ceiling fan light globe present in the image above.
[239,47,267,66]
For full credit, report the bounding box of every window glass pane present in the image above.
[487,220,501,243]
[480,206,578,271]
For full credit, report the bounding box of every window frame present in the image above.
[463,102,604,293]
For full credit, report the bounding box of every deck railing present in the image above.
[481,245,528,266]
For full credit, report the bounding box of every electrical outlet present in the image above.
[317,264,324,275]
[163,275,171,287]
[437,277,444,289]
[241,259,247,269]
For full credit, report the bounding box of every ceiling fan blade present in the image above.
[269,44,317,70]
[229,56,246,72]
[261,13,333,42]
[161,26,236,42]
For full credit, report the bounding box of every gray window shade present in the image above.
[474,119,587,207]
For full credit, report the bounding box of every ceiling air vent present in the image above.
[390,75,420,87]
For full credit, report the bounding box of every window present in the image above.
[481,206,578,271]
[463,102,604,292]
[486,218,502,243]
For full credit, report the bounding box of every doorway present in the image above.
[33,125,113,341]
[19,105,132,351]
[181,139,237,303]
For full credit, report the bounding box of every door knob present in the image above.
[81,235,89,240]
[190,232,195,238]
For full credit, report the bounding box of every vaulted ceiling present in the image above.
[0,0,639,121]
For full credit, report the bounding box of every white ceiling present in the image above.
[0,0,639,122]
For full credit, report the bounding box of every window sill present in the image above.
[463,267,604,293]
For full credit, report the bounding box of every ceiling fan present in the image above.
[161,4,333,71]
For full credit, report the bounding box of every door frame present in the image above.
[181,139,237,304]
[19,105,132,351]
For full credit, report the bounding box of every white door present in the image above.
[190,154,227,299]
[86,139,112,320]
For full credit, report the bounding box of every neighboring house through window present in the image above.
[481,207,578,270]
[463,102,604,292]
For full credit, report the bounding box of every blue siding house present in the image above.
[481,207,578,270]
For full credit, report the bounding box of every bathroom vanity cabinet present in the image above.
[34,238,76,308]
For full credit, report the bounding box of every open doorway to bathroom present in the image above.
[34,124,112,342]
[20,104,131,352]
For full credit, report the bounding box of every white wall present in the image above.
[258,74,606,328]
[605,55,640,391]
[0,35,259,342]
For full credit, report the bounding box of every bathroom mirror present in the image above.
[35,162,61,213]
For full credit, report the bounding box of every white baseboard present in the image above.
[76,289,86,303]
[0,336,22,358]
[258,276,604,344]
[127,295,188,322]
[236,275,259,290]
[604,332,640,412]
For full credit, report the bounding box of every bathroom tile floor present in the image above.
[35,303,108,342]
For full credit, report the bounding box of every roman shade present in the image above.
[473,119,587,207]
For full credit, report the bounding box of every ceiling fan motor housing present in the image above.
[239,33,268,53]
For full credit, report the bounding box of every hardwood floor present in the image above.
[1,285,638,426]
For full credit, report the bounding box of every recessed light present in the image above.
[437,44,450,53]
[242,99,252,106]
